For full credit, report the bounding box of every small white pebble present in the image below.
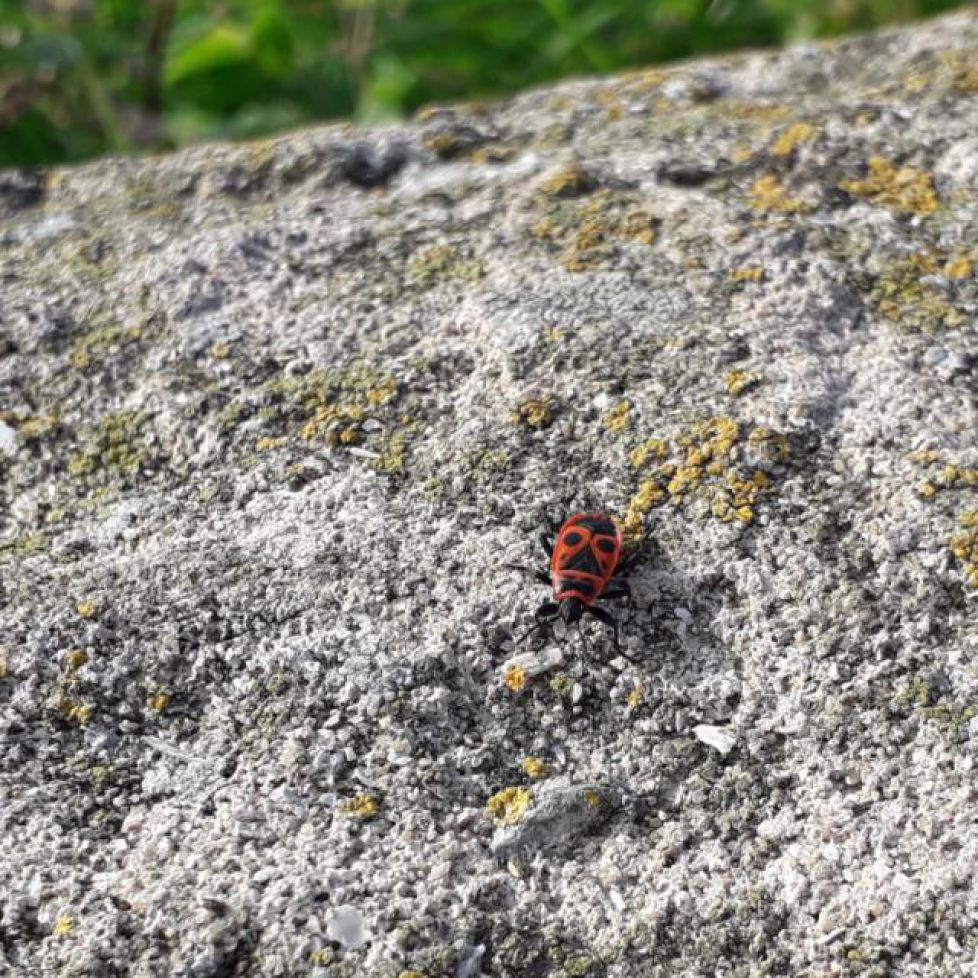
[692,724,737,755]
[0,421,16,455]
[325,905,368,949]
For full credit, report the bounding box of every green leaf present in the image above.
[251,6,294,77]
[164,23,251,88]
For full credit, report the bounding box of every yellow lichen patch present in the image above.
[340,794,380,820]
[17,413,60,441]
[910,454,978,498]
[627,685,643,710]
[486,786,532,826]
[604,400,632,434]
[521,756,548,780]
[618,210,657,245]
[621,478,667,544]
[58,698,93,724]
[711,469,772,524]
[0,649,7,680]
[255,436,288,452]
[954,66,978,93]
[747,174,810,214]
[680,416,740,467]
[770,121,817,157]
[944,254,972,280]
[939,464,978,489]
[584,789,602,809]
[511,394,555,430]
[300,404,361,444]
[65,648,88,673]
[538,162,597,198]
[726,100,793,123]
[626,418,784,532]
[422,129,473,159]
[542,324,562,343]
[210,341,233,359]
[629,438,669,469]
[468,144,517,165]
[53,914,75,938]
[839,157,939,216]
[366,375,399,405]
[725,370,760,396]
[147,691,170,713]
[729,266,765,283]
[397,972,428,978]
[503,663,528,692]
[76,601,97,619]
[531,188,656,271]
[407,243,484,287]
[950,525,978,587]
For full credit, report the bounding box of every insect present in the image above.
[512,512,639,651]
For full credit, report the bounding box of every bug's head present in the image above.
[560,598,584,627]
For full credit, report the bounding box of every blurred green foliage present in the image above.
[0,0,971,166]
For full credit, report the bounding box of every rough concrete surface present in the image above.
[1,9,978,978]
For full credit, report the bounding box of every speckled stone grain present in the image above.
[1,9,977,978]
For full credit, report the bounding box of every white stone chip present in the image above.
[692,724,737,755]
[325,905,368,949]
[0,421,17,455]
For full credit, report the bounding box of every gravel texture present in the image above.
[2,9,978,978]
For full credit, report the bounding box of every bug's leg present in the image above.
[512,602,560,647]
[505,564,552,586]
[539,531,554,558]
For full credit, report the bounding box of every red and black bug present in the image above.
[513,512,638,651]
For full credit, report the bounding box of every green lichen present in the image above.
[70,322,144,370]
[0,532,49,561]
[871,250,967,332]
[407,243,484,287]
[900,676,976,738]
[550,673,575,700]
[374,430,408,474]
[68,412,157,482]
[89,765,113,790]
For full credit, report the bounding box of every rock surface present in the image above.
[2,9,978,978]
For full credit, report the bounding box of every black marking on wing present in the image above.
[559,546,601,576]
[555,576,594,599]
[573,514,616,537]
